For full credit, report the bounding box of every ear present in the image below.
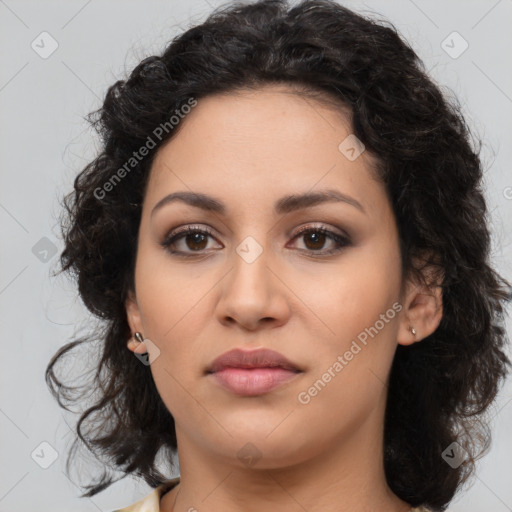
[125,290,147,354]
[397,254,444,346]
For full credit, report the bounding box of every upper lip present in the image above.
[207,348,302,373]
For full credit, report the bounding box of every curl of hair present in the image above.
[46,0,511,509]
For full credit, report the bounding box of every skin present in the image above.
[125,84,443,512]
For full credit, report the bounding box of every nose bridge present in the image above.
[215,223,290,328]
[229,230,272,298]
[229,206,274,277]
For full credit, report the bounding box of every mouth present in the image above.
[206,347,303,396]
[206,362,301,373]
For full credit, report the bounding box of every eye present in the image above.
[289,224,351,256]
[161,225,221,257]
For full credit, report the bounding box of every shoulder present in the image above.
[112,477,180,512]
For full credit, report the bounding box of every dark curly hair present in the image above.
[45,0,512,509]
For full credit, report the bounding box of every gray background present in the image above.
[1,0,511,510]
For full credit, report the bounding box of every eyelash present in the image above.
[160,224,351,258]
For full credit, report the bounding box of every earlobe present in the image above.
[127,332,148,354]
[397,278,443,347]
[125,291,147,353]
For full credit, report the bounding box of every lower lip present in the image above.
[209,367,301,396]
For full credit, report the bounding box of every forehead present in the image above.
[144,85,385,220]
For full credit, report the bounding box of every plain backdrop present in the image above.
[1,0,511,511]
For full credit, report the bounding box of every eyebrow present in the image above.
[150,188,366,218]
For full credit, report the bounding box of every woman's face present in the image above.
[125,85,431,470]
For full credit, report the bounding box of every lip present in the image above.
[210,367,301,396]
[207,348,302,373]
[206,348,303,396]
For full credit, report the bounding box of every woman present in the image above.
[45,0,511,511]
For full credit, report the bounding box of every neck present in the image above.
[160,404,412,512]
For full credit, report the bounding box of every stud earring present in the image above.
[409,326,416,336]
[128,331,146,353]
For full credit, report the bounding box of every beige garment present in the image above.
[113,477,179,512]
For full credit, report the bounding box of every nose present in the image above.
[215,241,291,332]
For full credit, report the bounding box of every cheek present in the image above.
[302,247,401,346]
[293,259,401,430]
[135,239,214,334]
[133,247,214,401]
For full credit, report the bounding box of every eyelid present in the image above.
[161,224,220,247]
[165,224,217,238]
[292,222,348,240]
